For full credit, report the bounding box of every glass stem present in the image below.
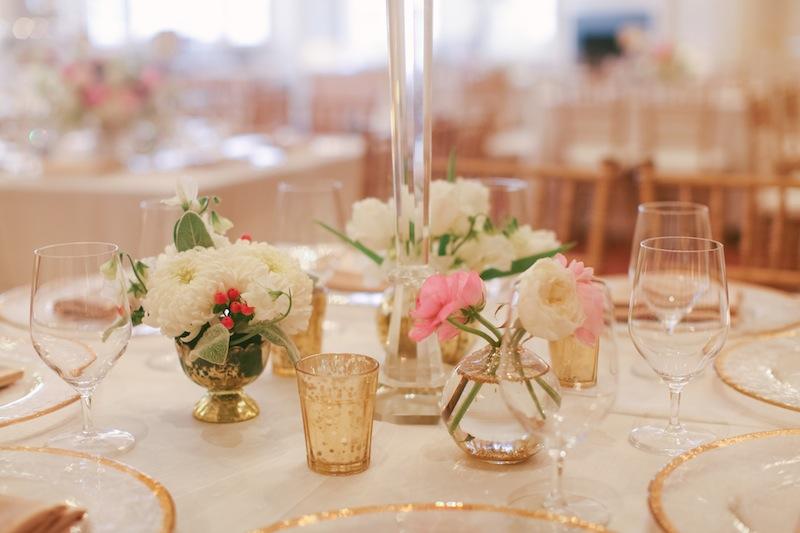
[80,392,94,434]
[548,438,568,509]
[666,387,683,433]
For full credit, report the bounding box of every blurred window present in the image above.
[86,0,272,47]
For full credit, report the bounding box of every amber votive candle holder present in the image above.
[295,353,379,475]
[273,286,327,377]
[548,335,600,388]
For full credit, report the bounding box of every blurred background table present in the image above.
[0,134,364,291]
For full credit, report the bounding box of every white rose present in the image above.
[456,233,515,272]
[430,178,490,236]
[510,227,561,258]
[517,257,584,341]
[346,198,395,251]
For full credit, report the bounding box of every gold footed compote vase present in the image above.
[176,339,271,423]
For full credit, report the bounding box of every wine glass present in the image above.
[628,237,729,455]
[138,199,183,370]
[628,202,711,279]
[502,280,619,525]
[30,242,135,455]
[272,180,346,285]
[476,177,532,227]
[628,202,711,378]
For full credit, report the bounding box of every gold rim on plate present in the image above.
[648,428,800,533]
[0,446,176,533]
[253,502,610,532]
[0,394,80,429]
[714,329,800,413]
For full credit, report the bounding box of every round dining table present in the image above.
[0,277,798,532]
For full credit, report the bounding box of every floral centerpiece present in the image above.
[322,164,570,364]
[115,179,312,423]
[408,254,604,463]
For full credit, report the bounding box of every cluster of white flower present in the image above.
[344,178,561,275]
[140,179,312,339]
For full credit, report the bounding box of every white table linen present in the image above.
[0,280,797,532]
[0,135,364,291]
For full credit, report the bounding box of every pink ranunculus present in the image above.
[409,271,485,343]
[555,254,604,345]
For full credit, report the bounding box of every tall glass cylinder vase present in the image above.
[375,0,445,424]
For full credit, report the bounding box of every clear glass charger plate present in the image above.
[0,352,79,431]
[254,502,609,532]
[0,446,175,532]
[714,331,800,412]
[649,429,800,533]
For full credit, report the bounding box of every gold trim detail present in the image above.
[648,428,800,533]
[0,446,176,532]
[0,394,80,429]
[253,502,610,532]
[714,328,800,413]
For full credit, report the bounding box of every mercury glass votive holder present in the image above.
[295,353,379,475]
[273,286,327,377]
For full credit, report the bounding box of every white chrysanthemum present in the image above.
[233,241,313,334]
[456,233,515,272]
[517,257,584,341]
[346,198,395,251]
[142,248,219,338]
[509,227,561,258]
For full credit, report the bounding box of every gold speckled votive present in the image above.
[295,353,379,475]
[548,335,600,388]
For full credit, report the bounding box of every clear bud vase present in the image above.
[440,343,561,464]
[375,0,445,424]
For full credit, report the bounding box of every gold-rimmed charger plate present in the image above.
[649,429,800,533]
[254,502,610,532]
[0,353,79,431]
[0,446,175,532]
[714,330,800,412]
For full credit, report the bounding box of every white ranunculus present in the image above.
[430,178,490,236]
[346,198,396,251]
[517,257,584,341]
[163,177,201,212]
[509,227,561,258]
[456,233,515,272]
[141,248,220,338]
[454,178,490,227]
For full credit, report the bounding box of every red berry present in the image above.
[227,288,240,300]
[240,233,252,242]
[240,304,254,316]
[214,292,228,305]
[229,301,242,314]
[220,316,234,330]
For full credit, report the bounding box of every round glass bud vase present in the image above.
[272,285,327,377]
[440,344,561,464]
[176,338,271,423]
[376,286,474,366]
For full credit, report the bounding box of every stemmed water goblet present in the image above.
[628,236,729,455]
[30,242,134,455]
[502,280,619,525]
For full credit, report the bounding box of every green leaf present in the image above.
[235,339,265,377]
[249,322,300,365]
[479,242,576,280]
[409,220,415,244]
[175,212,215,251]
[131,307,144,327]
[190,323,230,364]
[437,234,451,256]
[316,221,384,266]
[446,148,457,183]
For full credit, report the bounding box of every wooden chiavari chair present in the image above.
[637,161,800,290]
[432,157,621,272]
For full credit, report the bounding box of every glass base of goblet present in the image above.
[509,490,611,525]
[629,424,715,456]
[46,428,136,456]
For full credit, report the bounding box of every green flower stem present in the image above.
[446,317,499,348]
[535,376,562,407]
[510,346,546,420]
[469,310,504,346]
[447,349,502,434]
